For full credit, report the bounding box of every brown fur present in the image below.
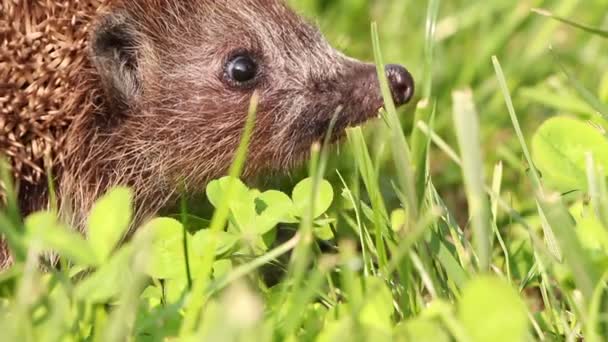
[1,0,414,265]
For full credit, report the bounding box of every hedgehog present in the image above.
[1,0,414,260]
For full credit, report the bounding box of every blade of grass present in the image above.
[410,100,435,205]
[180,93,258,336]
[208,234,301,294]
[423,0,440,98]
[585,153,608,229]
[347,127,389,266]
[0,156,21,225]
[427,182,472,279]
[490,162,511,283]
[550,49,608,119]
[102,241,150,341]
[180,193,193,289]
[458,2,529,85]
[538,196,598,303]
[281,261,333,336]
[532,8,608,38]
[416,120,560,269]
[536,201,562,262]
[371,22,419,225]
[494,55,599,303]
[492,57,543,191]
[519,86,596,116]
[337,171,371,276]
[279,107,340,338]
[452,89,491,272]
[339,207,442,333]
[525,0,580,59]
[409,249,438,299]
[586,270,608,342]
[0,157,26,263]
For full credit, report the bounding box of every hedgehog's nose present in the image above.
[385,64,415,106]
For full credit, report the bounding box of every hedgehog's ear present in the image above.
[91,12,141,114]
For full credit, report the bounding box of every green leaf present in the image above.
[75,245,135,303]
[316,317,354,342]
[256,190,298,233]
[313,223,334,241]
[87,187,133,261]
[143,218,238,279]
[458,276,528,342]
[205,176,250,208]
[360,276,394,334]
[394,318,450,342]
[390,209,407,232]
[206,177,256,232]
[145,218,189,279]
[292,177,334,218]
[532,116,608,191]
[571,203,608,253]
[550,52,608,119]
[25,212,99,266]
[190,230,240,262]
[164,277,189,304]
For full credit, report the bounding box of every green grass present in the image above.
[3,0,608,340]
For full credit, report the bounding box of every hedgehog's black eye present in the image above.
[226,55,258,84]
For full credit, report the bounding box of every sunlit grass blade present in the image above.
[492,56,543,192]
[43,153,58,213]
[452,89,491,272]
[180,193,193,289]
[0,156,20,225]
[586,271,608,342]
[371,22,419,224]
[423,0,440,98]
[345,209,442,322]
[209,234,300,294]
[550,49,608,119]
[536,202,562,262]
[180,93,258,336]
[519,86,595,116]
[410,100,435,204]
[102,240,150,341]
[494,56,599,304]
[280,261,332,337]
[416,120,557,271]
[337,171,373,276]
[524,1,579,59]
[490,162,511,282]
[586,153,608,229]
[537,196,598,302]
[532,8,608,38]
[490,162,502,225]
[0,157,26,263]
[347,127,389,266]
[458,4,528,85]
[427,182,472,283]
[278,106,341,338]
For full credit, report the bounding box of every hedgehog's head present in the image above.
[89,0,414,189]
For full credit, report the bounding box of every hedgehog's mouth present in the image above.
[285,107,383,170]
[325,106,384,140]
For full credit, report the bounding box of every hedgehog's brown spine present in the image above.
[1,0,113,207]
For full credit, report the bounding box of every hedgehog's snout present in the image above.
[385,64,415,106]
